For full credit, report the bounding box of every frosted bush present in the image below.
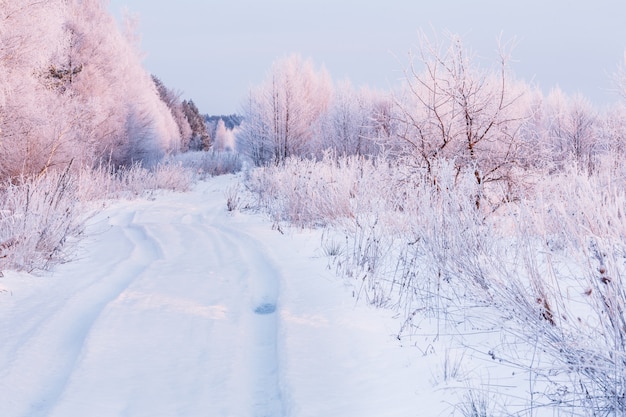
[148,162,194,192]
[484,171,626,415]
[0,160,195,273]
[246,152,401,228]
[169,150,242,178]
[246,150,626,414]
[104,161,194,198]
[0,168,83,272]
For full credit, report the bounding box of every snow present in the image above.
[0,175,442,417]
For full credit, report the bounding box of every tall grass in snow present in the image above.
[0,166,82,272]
[169,150,242,178]
[490,171,626,415]
[0,149,242,274]
[0,159,197,274]
[247,153,626,415]
[75,161,193,201]
[245,151,405,228]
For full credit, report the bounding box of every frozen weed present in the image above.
[457,388,494,417]
[245,151,626,415]
[0,157,197,273]
[224,183,241,212]
[0,165,83,272]
[169,150,242,178]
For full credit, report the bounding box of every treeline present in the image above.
[205,114,242,130]
[0,0,210,182]
[238,35,626,415]
[0,0,236,273]
[238,38,626,208]
[152,76,210,152]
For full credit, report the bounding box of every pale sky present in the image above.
[108,0,626,115]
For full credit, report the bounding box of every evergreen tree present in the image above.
[152,75,193,151]
[182,100,210,151]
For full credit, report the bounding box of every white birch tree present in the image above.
[544,89,598,173]
[321,81,390,157]
[239,55,332,165]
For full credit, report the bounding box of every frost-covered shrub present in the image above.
[149,162,194,192]
[480,171,626,415]
[245,153,396,228]
[246,156,349,227]
[383,166,626,414]
[0,160,195,273]
[0,168,83,272]
[246,148,626,414]
[107,161,194,198]
[394,167,626,415]
[169,150,242,178]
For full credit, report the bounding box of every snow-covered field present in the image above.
[0,175,457,417]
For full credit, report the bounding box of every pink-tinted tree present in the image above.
[212,119,236,152]
[0,0,182,180]
[59,0,181,166]
[239,55,332,165]
[321,81,390,157]
[544,89,598,173]
[0,0,69,179]
[395,33,531,206]
[152,75,194,151]
[617,52,626,100]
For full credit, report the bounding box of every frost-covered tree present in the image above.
[152,75,193,151]
[0,0,181,180]
[592,103,626,177]
[395,33,530,202]
[0,0,68,179]
[617,51,626,100]
[213,119,236,152]
[182,99,210,151]
[239,54,333,165]
[544,89,598,172]
[320,81,390,157]
[59,0,181,166]
[238,91,273,165]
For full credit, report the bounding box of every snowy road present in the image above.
[0,176,427,417]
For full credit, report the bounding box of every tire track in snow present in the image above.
[213,223,285,417]
[1,181,287,417]
[41,200,284,417]
[0,210,163,417]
